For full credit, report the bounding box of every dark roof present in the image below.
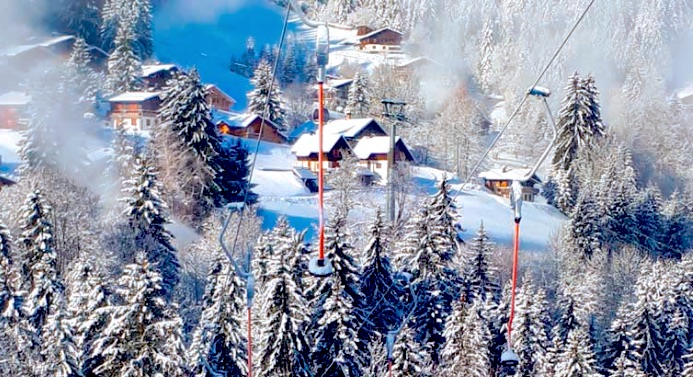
[0,175,16,186]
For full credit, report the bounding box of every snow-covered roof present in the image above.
[397,56,441,69]
[212,110,245,126]
[0,91,31,106]
[108,92,161,102]
[0,35,75,57]
[0,175,15,186]
[353,136,400,159]
[478,167,541,182]
[205,84,236,103]
[677,83,693,102]
[324,118,382,138]
[291,133,347,157]
[140,64,177,77]
[292,167,317,180]
[239,114,280,129]
[328,78,353,89]
[356,27,403,40]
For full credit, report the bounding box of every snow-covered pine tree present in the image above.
[566,192,603,258]
[65,254,110,374]
[667,305,688,375]
[476,19,495,93]
[661,191,691,260]
[440,299,491,377]
[551,72,606,173]
[633,186,663,256]
[512,274,551,377]
[391,319,432,377]
[360,210,399,340]
[91,252,186,376]
[121,156,180,298]
[213,137,258,206]
[247,59,286,131]
[461,221,499,302]
[101,0,153,59]
[257,226,311,377]
[311,211,365,377]
[105,16,142,94]
[346,71,371,117]
[156,68,220,222]
[18,190,64,338]
[37,300,82,377]
[628,264,669,376]
[188,252,248,377]
[63,37,99,105]
[683,346,693,377]
[555,326,601,377]
[609,350,646,377]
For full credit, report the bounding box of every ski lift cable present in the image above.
[439,0,598,222]
[218,5,292,377]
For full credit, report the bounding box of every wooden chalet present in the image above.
[350,27,403,52]
[219,114,287,144]
[291,133,353,172]
[205,84,236,111]
[478,167,542,202]
[323,118,387,146]
[353,136,414,182]
[140,64,179,90]
[108,92,162,131]
[0,91,30,129]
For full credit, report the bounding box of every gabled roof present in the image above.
[353,136,413,160]
[205,84,236,104]
[397,56,442,69]
[0,35,75,58]
[0,175,16,186]
[0,91,31,106]
[356,27,403,41]
[108,92,161,102]
[323,118,385,139]
[240,114,280,130]
[677,83,693,102]
[291,133,349,157]
[141,64,177,78]
[478,167,542,183]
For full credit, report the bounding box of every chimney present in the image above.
[346,111,352,120]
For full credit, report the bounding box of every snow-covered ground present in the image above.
[237,138,566,251]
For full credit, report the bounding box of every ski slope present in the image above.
[240,138,566,251]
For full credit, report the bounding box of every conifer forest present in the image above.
[0,0,692,376]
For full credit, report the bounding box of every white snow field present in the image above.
[238,137,566,251]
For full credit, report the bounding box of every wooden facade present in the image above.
[356,28,403,52]
[225,115,287,144]
[294,137,353,172]
[206,84,236,111]
[108,93,162,131]
[141,65,179,90]
[0,91,30,130]
[479,168,541,202]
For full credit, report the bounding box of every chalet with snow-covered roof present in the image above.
[218,114,287,144]
[346,27,403,52]
[0,91,31,129]
[397,56,443,78]
[205,84,236,111]
[291,133,353,172]
[140,64,179,89]
[353,136,414,181]
[478,166,542,202]
[323,118,387,146]
[677,83,693,106]
[108,92,162,131]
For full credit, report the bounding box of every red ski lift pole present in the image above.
[502,87,557,372]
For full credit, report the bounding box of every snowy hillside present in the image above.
[239,138,565,250]
[152,2,295,110]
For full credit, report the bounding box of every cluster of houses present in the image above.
[0,31,546,201]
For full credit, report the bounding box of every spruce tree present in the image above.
[188,253,248,377]
[552,72,606,172]
[440,299,491,377]
[105,17,142,94]
[512,275,551,377]
[391,319,432,377]
[566,193,602,258]
[311,212,364,377]
[628,266,668,376]
[121,156,180,298]
[64,37,99,105]
[461,222,499,302]
[38,301,82,377]
[247,59,286,130]
[346,71,371,117]
[257,227,311,377]
[18,190,64,337]
[360,210,399,339]
[555,326,601,377]
[90,253,187,376]
[101,0,153,59]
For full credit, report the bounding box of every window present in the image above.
[375,162,382,169]
[523,193,532,201]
